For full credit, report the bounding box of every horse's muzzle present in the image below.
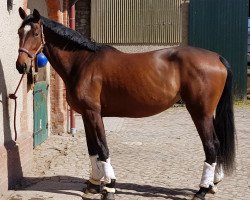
[16,61,27,74]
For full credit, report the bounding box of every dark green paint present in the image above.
[33,82,48,147]
[189,0,248,99]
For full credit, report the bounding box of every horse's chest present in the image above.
[66,88,99,114]
[65,89,86,113]
[65,93,77,111]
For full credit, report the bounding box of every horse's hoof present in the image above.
[83,180,101,194]
[101,192,115,200]
[209,185,218,194]
[192,196,204,200]
[192,194,205,200]
[193,186,212,200]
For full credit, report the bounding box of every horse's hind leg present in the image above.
[82,110,116,200]
[186,107,220,200]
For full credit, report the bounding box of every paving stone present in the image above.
[2,106,250,200]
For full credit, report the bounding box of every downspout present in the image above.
[69,4,76,135]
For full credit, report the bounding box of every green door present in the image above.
[33,81,48,147]
[189,0,248,99]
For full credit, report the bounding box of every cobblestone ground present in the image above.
[2,106,250,200]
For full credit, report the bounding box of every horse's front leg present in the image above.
[82,109,116,200]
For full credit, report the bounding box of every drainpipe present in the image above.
[69,4,76,135]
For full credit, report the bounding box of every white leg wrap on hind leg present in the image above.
[214,164,224,184]
[89,155,104,185]
[199,162,216,188]
[101,158,116,184]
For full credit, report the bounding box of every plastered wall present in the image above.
[0,1,33,145]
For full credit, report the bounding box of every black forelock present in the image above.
[20,14,36,28]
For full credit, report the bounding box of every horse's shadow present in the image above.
[18,176,196,200]
[115,182,195,200]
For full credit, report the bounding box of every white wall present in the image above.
[0,1,33,144]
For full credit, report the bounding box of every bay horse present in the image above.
[16,8,236,200]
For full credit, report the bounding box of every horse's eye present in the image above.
[34,32,39,37]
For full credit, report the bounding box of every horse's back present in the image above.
[99,48,183,117]
[81,46,227,117]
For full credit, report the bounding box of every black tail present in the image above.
[214,56,236,174]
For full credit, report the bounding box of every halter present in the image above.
[11,25,46,142]
[18,25,45,61]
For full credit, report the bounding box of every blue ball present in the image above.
[37,52,48,68]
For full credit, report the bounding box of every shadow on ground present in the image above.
[116,182,195,200]
[13,176,195,200]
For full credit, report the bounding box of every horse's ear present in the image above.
[33,9,41,22]
[19,7,27,19]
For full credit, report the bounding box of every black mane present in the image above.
[21,14,112,52]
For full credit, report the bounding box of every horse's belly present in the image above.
[101,92,180,118]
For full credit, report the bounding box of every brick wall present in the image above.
[46,0,68,135]
[75,0,91,38]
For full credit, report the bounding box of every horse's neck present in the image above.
[43,43,71,80]
[43,31,91,83]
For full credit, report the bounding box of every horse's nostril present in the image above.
[16,61,25,74]
[23,63,27,71]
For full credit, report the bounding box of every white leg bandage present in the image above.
[89,156,116,185]
[214,164,224,184]
[199,162,216,188]
[101,158,116,184]
[89,155,104,185]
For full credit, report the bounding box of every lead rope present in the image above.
[10,25,45,141]
[9,53,38,142]
[9,74,25,141]
[10,24,45,142]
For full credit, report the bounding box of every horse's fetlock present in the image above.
[105,179,116,188]
[84,180,101,194]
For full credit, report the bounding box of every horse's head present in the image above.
[16,7,44,74]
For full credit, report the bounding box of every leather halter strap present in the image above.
[18,25,45,60]
[18,47,35,59]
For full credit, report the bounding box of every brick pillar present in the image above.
[63,0,69,26]
[46,0,67,134]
